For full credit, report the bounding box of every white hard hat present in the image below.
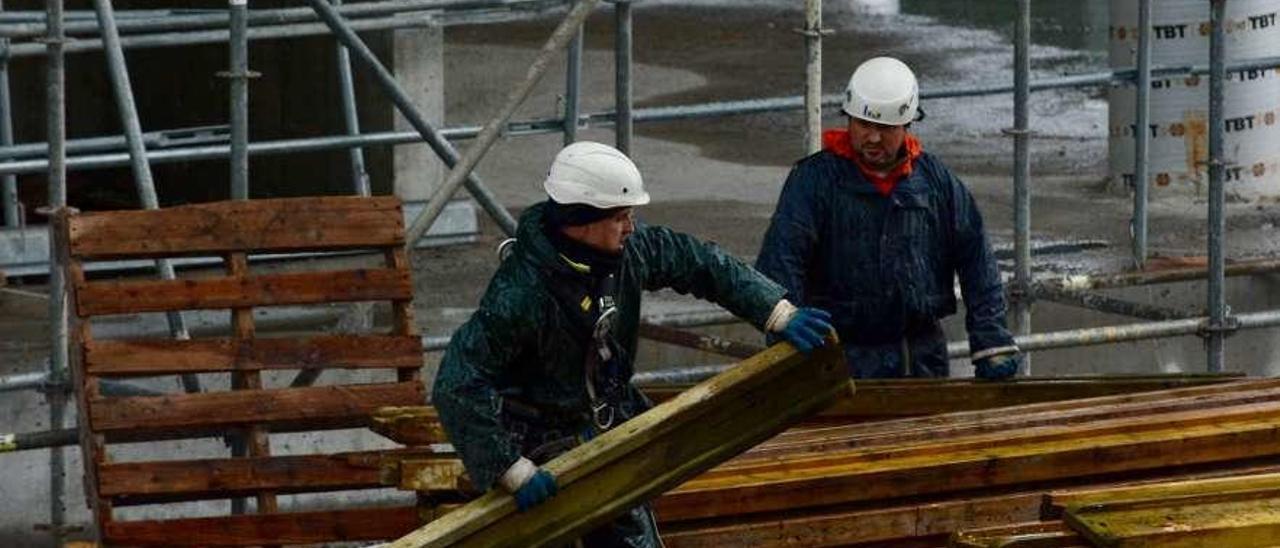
[842,56,919,126]
[544,141,650,209]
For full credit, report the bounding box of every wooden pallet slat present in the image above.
[68,196,405,260]
[97,449,440,505]
[75,268,412,316]
[103,506,421,546]
[85,335,423,376]
[89,381,424,435]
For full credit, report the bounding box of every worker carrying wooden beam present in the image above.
[756,56,1023,380]
[432,141,834,547]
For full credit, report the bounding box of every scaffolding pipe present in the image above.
[612,0,632,154]
[226,0,251,514]
[0,124,228,161]
[0,17,15,228]
[0,370,50,393]
[633,308,1280,386]
[563,26,581,145]
[0,0,565,39]
[3,10,459,56]
[405,0,598,247]
[332,0,370,197]
[5,12,439,56]
[228,0,250,200]
[802,0,822,154]
[92,0,202,395]
[1038,258,1280,292]
[1031,286,1195,322]
[952,307,1280,359]
[44,0,67,538]
[1206,0,1227,372]
[637,322,763,359]
[0,428,77,453]
[303,0,518,238]
[1131,0,1152,269]
[1011,0,1032,373]
[7,55,1280,174]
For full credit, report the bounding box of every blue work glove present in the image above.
[514,469,558,512]
[973,353,1021,380]
[778,307,834,354]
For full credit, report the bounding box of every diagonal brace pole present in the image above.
[403,0,601,247]
[91,0,201,394]
[301,0,519,239]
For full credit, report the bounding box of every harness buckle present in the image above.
[591,400,616,430]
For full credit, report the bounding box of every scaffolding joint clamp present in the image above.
[32,37,71,46]
[216,69,262,80]
[791,27,835,38]
[1001,127,1038,137]
[1198,315,1241,338]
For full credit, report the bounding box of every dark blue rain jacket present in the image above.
[756,149,1015,378]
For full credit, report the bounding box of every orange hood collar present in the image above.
[822,129,922,196]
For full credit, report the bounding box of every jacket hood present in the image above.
[512,201,581,276]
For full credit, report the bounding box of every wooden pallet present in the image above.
[58,197,428,546]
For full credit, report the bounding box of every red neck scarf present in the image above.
[822,129,923,197]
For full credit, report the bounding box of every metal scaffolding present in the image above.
[0,0,1267,542]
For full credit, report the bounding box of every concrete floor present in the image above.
[2,2,1279,545]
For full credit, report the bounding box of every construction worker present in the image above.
[756,56,1022,380]
[434,141,833,546]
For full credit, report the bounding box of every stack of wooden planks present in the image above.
[656,378,1280,547]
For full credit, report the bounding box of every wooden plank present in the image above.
[388,341,851,548]
[85,335,423,376]
[657,412,1280,522]
[97,449,436,505]
[704,400,1280,479]
[398,458,471,493]
[644,375,1249,422]
[225,251,277,516]
[742,379,1280,452]
[89,382,424,436]
[369,406,448,446]
[75,268,411,316]
[741,383,1280,460]
[385,246,421,383]
[1065,491,1280,547]
[103,506,421,546]
[950,521,1084,548]
[68,196,405,260]
[59,210,115,530]
[661,491,1044,548]
[1045,470,1280,520]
